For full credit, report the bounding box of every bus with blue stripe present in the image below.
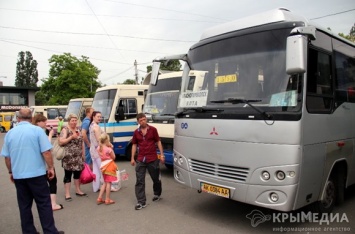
[91,84,148,158]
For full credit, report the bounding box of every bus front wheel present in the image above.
[125,144,137,161]
[311,172,342,213]
[125,145,132,161]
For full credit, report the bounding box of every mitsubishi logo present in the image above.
[210,127,218,135]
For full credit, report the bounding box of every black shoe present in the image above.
[58,231,65,234]
[135,203,147,210]
[152,195,161,202]
[75,193,88,197]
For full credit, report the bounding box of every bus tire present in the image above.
[165,164,173,170]
[0,126,5,133]
[311,174,337,213]
[335,168,345,205]
[125,144,132,161]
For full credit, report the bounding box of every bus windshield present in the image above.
[180,27,303,114]
[144,75,181,116]
[144,91,179,116]
[65,101,82,119]
[92,89,117,121]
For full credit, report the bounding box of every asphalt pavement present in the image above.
[0,133,354,234]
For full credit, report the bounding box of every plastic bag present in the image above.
[111,170,121,192]
[120,169,129,181]
[80,163,96,184]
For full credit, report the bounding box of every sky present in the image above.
[0,0,354,87]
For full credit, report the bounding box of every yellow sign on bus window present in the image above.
[215,74,237,84]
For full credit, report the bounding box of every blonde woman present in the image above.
[59,114,86,201]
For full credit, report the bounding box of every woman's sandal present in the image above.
[97,198,105,205]
[53,204,64,211]
[105,199,115,205]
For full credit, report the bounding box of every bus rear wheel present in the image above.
[0,126,5,133]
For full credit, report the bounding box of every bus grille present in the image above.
[189,159,249,182]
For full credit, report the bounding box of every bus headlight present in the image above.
[178,157,184,166]
[276,171,286,180]
[261,171,270,180]
[270,192,279,202]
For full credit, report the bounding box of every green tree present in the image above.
[338,24,355,43]
[146,60,181,73]
[34,90,47,105]
[122,79,136,84]
[37,53,101,105]
[15,51,39,87]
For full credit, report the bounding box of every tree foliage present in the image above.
[338,24,355,43]
[146,60,181,73]
[15,51,39,87]
[36,53,101,105]
[122,79,136,84]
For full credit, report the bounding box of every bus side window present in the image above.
[306,48,333,113]
[334,51,355,105]
[127,99,137,114]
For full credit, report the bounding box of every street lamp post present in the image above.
[0,76,7,85]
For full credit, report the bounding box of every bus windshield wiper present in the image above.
[160,113,175,116]
[176,107,224,117]
[211,98,272,119]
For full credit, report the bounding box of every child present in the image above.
[96,133,117,205]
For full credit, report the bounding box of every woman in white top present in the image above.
[89,111,104,192]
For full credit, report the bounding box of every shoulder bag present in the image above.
[52,139,66,160]
[52,127,68,160]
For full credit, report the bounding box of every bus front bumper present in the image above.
[174,166,298,212]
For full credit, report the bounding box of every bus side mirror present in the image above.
[150,62,161,86]
[286,35,307,75]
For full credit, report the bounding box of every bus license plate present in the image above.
[201,182,230,198]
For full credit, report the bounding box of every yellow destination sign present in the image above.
[215,74,237,84]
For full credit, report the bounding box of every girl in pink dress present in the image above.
[96,133,117,205]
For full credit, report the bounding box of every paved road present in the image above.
[0,133,354,234]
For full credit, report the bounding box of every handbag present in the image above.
[80,163,96,184]
[52,139,66,160]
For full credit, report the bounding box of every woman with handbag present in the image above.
[59,113,87,201]
[32,114,63,211]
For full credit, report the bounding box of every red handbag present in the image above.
[80,163,96,184]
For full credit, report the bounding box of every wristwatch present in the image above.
[8,171,12,174]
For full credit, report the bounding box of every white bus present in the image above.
[152,8,355,213]
[30,105,67,135]
[92,84,148,158]
[144,70,207,169]
[64,98,93,126]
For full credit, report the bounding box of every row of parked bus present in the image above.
[0,72,194,171]
[0,98,94,134]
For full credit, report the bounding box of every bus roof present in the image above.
[68,98,93,102]
[95,84,148,92]
[30,105,67,109]
[200,8,354,46]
